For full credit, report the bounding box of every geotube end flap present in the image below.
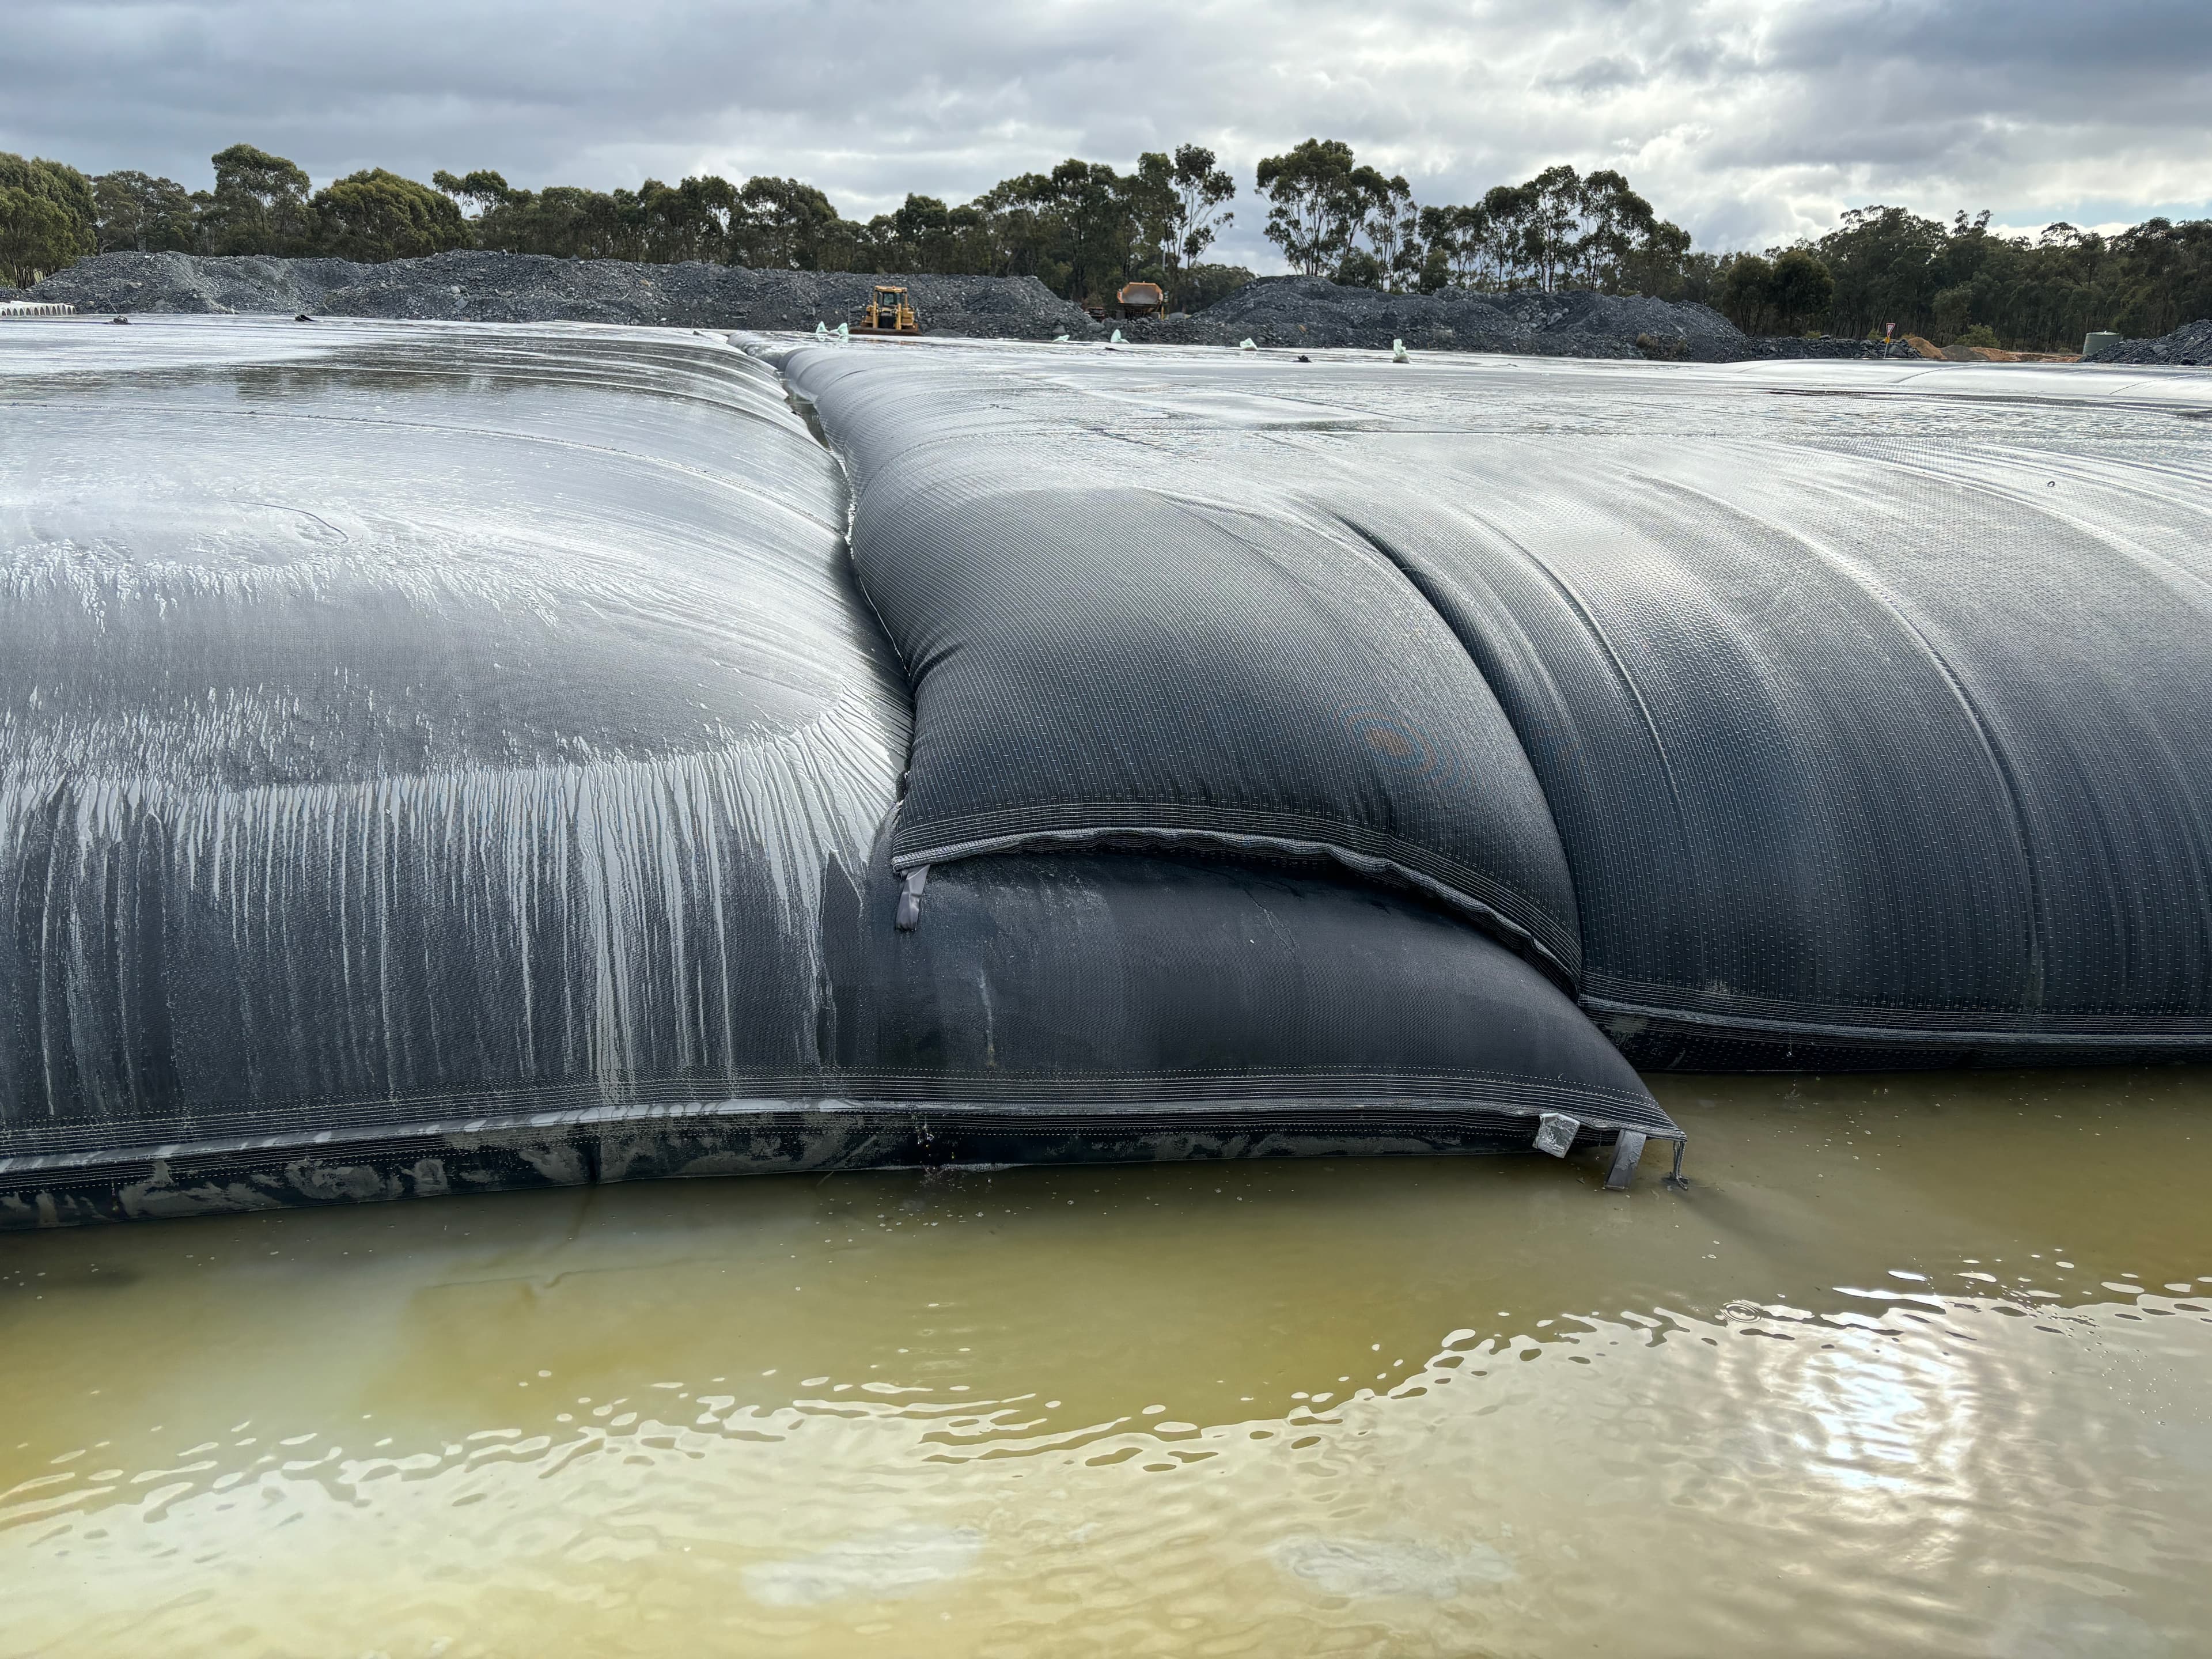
[895,865,930,930]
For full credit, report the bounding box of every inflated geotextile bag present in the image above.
[780,341,2212,1070]
[781,345,1582,989]
[1,319,1676,1226]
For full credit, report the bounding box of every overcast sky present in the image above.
[6,0,2208,266]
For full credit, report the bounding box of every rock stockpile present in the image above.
[33,250,1094,339]
[1126,275,1886,361]
[2084,318,2212,368]
[39,251,1892,361]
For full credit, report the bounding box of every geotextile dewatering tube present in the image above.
[2,319,1684,1227]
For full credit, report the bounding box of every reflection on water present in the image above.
[3,1067,2210,1656]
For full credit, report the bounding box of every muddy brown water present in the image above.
[3,1069,2209,1657]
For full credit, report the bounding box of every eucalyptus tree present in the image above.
[0,188,86,285]
[1138,143,1235,299]
[313,169,471,261]
[91,171,197,253]
[0,152,95,281]
[733,176,843,269]
[1255,138,1359,275]
[1350,166,1419,289]
[201,145,319,256]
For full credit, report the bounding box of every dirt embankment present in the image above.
[1882,334,2080,363]
[39,252,1894,362]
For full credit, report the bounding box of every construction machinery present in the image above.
[1116,281,1168,320]
[854,284,921,335]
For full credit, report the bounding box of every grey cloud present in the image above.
[1540,55,1649,95]
[1650,39,1756,82]
[1760,0,2212,157]
[1772,0,2212,89]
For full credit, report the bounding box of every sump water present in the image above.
[3,1069,2209,1657]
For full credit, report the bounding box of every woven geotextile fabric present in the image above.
[785,342,2212,1065]
[785,346,1582,988]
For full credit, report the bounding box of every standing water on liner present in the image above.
[2,1066,2209,1657]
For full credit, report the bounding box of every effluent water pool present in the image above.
[3,1067,2209,1657]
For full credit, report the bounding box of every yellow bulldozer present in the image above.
[854,284,921,335]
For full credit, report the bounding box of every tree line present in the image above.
[6,139,2206,347]
[1736,207,2212,349]
[4,141,1253,312]
[2,139,1695,306]
[1252,139,1694,298]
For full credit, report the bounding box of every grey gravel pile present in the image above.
[36,251,1890,361]
[1117,275,1889,362]
[32,250,1094,339]
[2083,319,2212,368]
